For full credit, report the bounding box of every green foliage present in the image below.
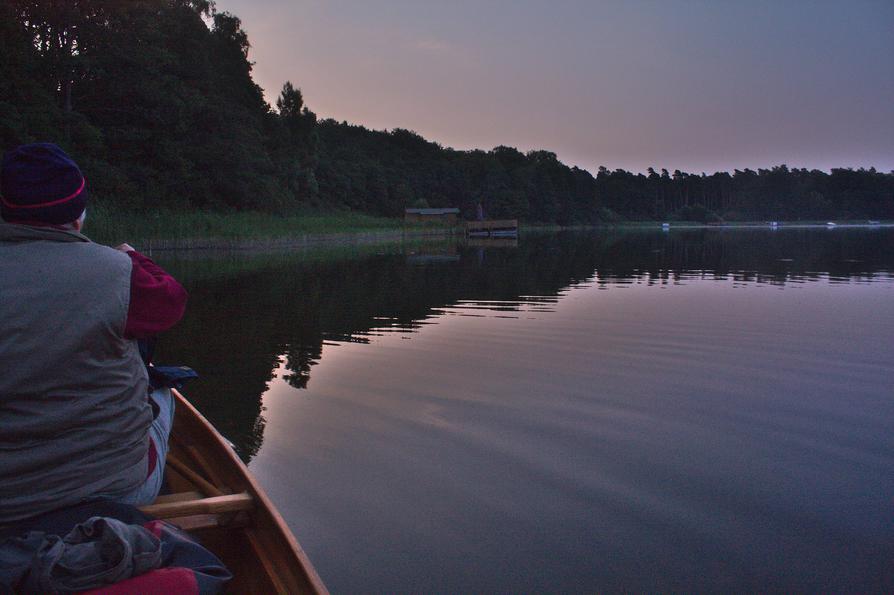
[672,205,709,222]
[0,1,316,214]
[85,203,404,245]
[313,122,602,222]
[0,2,63,146]
[594,165,894,222]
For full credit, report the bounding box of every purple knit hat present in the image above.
[0,143,88,225]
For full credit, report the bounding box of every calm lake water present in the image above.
[154,227,894,593]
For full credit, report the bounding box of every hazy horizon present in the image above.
[216,0,894,175]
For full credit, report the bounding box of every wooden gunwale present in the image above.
[144,389,328,594]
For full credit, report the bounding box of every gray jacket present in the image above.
[0,224,151,525]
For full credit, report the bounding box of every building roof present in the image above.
[404,208,460,215]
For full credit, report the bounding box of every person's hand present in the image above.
[115,243,135,253]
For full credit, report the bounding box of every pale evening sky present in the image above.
[215,0,894,174]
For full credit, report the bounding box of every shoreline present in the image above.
[127,220,894,252]
[134,227,461,253]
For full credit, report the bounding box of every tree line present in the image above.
[2,1,892,223]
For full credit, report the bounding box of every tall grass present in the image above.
[85,204,448,246]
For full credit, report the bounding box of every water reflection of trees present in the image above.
[156,229,894,461]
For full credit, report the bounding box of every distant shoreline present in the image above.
[606,221,894,230]
[132,228,458,253]
[115,219,893,253]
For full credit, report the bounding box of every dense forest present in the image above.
[2,1,892,223]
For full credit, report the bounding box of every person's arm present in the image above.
[116,244,188,339]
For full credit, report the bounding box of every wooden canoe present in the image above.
[139,389,328,594]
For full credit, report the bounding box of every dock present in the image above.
[465,219,518,237]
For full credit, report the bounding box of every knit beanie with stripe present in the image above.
[1,143,88,225]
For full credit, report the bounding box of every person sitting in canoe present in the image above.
[0,143,188,527]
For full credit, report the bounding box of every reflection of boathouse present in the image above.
[404,208,460,224]
[406,242,461,264]
[467,237,518,248]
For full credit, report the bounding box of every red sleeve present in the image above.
[124,250,188,339]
